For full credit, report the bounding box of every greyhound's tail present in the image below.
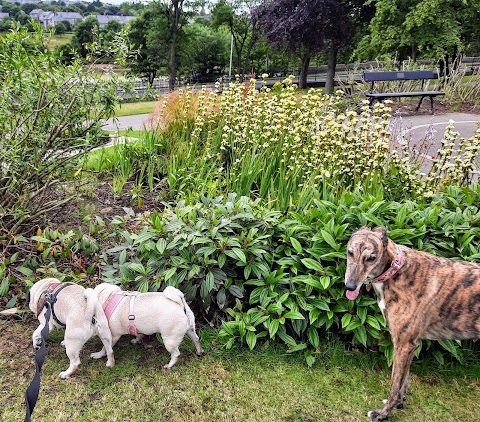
[163,286,196,329]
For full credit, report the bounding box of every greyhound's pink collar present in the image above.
[372,246,404,283]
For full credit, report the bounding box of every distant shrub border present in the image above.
[3,186,480,366]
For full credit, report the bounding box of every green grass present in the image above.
[46,33,73,51]
[2,319,480,421]
[115,101,159,117]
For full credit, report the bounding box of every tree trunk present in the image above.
[299,53,310,90]
[168,1,182,91]
[241,22,258,79]
[325,46,337,95]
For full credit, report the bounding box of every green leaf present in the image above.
[128,263,146,274]
[366,315,381,330]
[438,339,462,361]
[16,266,33,276]
[269,319,279,338]
[0,278,10,296]
[246,331,257,350]
[341,313,352,329]
[320,229,339,251]
[163,267,177,282]
[284,311,304,320]
[156,238,167,254]
[286,343,307,353]
[228,285,244,298]
[300,258,323,272]
[307,326,319,349]
[354,325,367,346]
[290,237,303,253]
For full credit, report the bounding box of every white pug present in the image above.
[28,278,115,379]
[92,283,204,369]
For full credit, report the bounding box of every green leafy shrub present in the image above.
[0,24,130,232]
[4,186,480,366]
[100,194,282,323]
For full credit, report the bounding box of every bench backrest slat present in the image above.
[363,70,435,82]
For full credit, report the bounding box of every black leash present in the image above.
[25,301,51,422]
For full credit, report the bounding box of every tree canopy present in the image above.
[255,0,354,90]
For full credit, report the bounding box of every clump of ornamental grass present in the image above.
[156,75,479,209]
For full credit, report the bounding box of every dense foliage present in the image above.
[4,186,480,366]
[0,25,128,231]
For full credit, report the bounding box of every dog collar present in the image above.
[372,246,404,283]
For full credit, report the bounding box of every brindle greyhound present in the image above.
[345,226,480,421]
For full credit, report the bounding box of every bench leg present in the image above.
[415,96,425,112]
[429,96,435,114]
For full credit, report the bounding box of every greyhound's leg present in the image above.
[382,370,410,409]
[367,338,417,421]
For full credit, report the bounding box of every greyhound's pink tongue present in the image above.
[346,285,361,300]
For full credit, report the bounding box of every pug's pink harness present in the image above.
[103,292,140,336]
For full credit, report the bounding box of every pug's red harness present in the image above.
[36,282,75,326]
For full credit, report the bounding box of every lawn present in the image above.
[46,33,73,51]
[2,319,480,421]
[114,101,159,117]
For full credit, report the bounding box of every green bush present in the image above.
[0,24,130,232]
[4,187,480,366]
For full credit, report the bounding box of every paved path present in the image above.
[104,111,479,144]
[103,114,152,131]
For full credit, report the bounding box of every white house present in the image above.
[94,14,136,29]
[30,10,83,28]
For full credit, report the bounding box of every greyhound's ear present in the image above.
[373,226,388,247]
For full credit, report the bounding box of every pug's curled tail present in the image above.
[163,286,196,330]
[84,288,110,332]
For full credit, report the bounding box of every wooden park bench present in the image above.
[364,70,445,114]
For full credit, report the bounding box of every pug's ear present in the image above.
[373,226,388,247]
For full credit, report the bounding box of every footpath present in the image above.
[102,111,480,164]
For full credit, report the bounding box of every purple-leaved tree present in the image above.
[254,0,353,92]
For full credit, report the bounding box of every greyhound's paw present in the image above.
[366,409,388,421]
[381,399,404,409]
[90,351,105,360]
[162,364,172,370]
[197,348,205,356]
[59,371,70,380]
[105,359,115,368]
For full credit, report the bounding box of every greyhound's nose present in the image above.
[345,280,357,291]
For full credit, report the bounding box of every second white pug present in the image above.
[92,283,204,368]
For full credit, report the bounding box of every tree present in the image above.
[0,24,126,231]
[181,22,230,78]
[211,0,261,78]
[255,0,354,92]
[127,3,171,85]
[355,0,480,71]
[70,16,99,58]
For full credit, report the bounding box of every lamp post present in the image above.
[228,34,233,79]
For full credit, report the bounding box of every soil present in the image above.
[388,99,480,116]
[48,179,164,232]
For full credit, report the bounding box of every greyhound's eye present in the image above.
[365,255,376,262]
[347,249,354,257]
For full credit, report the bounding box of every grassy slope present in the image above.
[114,101,159,117]
[46,33,73,51]
[2,319,480,421]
